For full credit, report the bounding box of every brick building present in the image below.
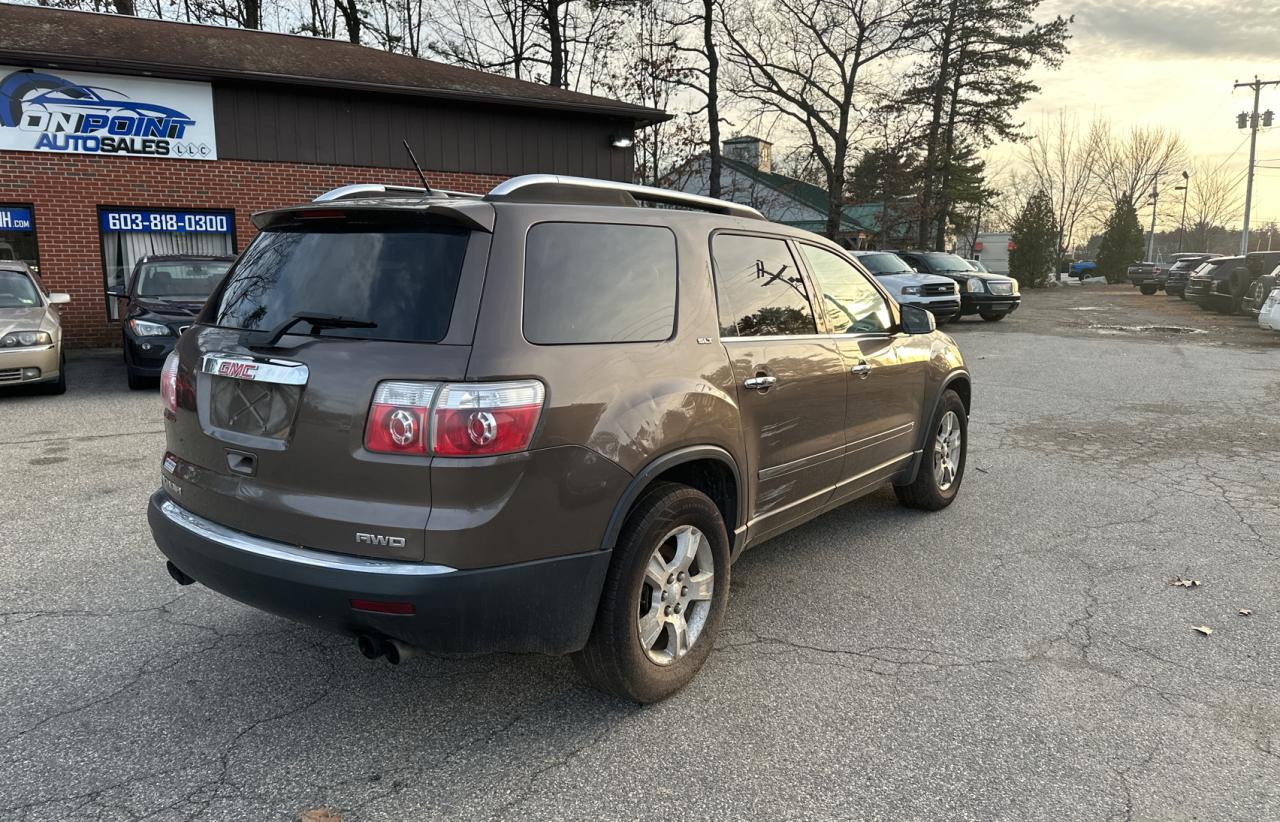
[0,6,665,346]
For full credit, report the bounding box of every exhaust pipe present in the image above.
[166,561,195,586]
[356,634,385,660]
[383,638,419,665]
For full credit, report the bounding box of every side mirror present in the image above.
[105,284,126,299]
[48,292,71,305]
[900,303,936,335]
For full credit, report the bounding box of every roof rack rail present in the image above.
[312,184,483,203]
[485,174,765,220]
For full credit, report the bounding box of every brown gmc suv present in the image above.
[149,176,972,702]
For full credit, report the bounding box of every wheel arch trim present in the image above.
[599,445,745,552]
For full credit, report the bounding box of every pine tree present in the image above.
[1095,197,1145,284]
[1008,191,1058,288]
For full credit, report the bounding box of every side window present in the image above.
[523,223,677,344]
[799,244,893,335]
[711,234,816,337]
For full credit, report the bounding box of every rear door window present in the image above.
[712,234,816,337]
[209,224,469,343]
[523,223,677,344]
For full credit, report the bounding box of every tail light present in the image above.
[161,352,179,413]
[433,380,545,456]
[365,381,438,455]
[364,379,545,457]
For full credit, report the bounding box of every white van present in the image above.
[969,233,1012,277]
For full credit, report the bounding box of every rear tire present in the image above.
[572,483,730,703]
[895,390,967,511]
[1139,284,1157,295]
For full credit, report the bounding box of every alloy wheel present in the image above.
[638,524,714,665]
[933,410,963,491]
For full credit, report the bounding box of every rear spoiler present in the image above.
[251,200,495,233]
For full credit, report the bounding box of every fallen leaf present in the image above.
[1239,609,1253,617]
[1192,625,1213,636]
[1170,577,1201,588]
[300,809,342,822]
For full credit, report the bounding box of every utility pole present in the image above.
[1175,170,1190,253]
[1146,177,1159,262]
[1234,76,1279,255]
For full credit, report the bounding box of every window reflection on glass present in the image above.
[712,235,816,338]
[799,244,892,334]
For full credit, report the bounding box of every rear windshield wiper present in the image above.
[245,312,377,349]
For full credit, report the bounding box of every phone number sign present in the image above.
[100,209,232,234]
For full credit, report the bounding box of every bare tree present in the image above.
[720,0,924,239]
[427,0,539,79]
[1094,122,1189,206]
[664,0,725,197]
[1184,158,1244,252]
[1022,111,1104,256]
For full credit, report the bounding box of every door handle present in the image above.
[850,362,872,379]
[743,375,777,390]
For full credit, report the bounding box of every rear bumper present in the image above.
[148,492,611,655]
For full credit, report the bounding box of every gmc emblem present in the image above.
[218,361,259,380]
[356,532,407,548]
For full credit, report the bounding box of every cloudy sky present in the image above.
[1015,0,1280,230]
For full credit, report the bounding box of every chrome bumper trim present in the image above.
[158,498,456,576]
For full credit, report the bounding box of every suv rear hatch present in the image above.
[163,205,491,561]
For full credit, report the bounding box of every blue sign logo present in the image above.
[100,209,231,234]
[0,68,215,159]
[0,207,33,231]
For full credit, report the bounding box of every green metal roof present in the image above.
[720,157,879,232]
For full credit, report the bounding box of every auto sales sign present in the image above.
[0,66,217,160]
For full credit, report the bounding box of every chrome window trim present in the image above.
[159,499,456,576]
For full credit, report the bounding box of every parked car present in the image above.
[1069,260,1097,280]
[1258,287,1280,332]
[147,176,973,703]
[0,261,69,393]
[1126,261,1164,294]
[1242,264,1279,317]
[1186,256,1248,313]
[848,250,961,322]
[890,250,1021,321]
[1163,254,1219,300]
[107,254,234,389]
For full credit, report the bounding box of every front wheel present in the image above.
[895,390,967,511]
[572,483,730,703]
[979,311,1006,322]
[42,353,67,395]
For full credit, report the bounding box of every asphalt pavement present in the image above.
[1,287,1277,821]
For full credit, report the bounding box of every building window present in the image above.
[98,207,235,319]
[0,204,39,271]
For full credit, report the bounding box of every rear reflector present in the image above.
[350,599,415,615]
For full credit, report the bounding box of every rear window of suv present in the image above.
[523,223,677,345]
[208,224,469,343]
